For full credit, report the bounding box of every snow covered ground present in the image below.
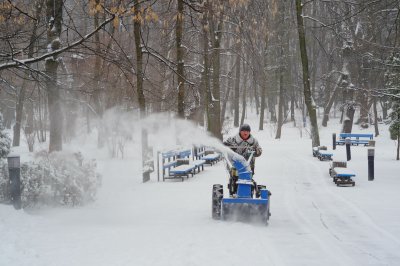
[1,114,400,266]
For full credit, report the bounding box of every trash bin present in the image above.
[7,154,21,210]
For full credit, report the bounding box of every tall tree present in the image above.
[259,11,271,131]
[46,0,63,152]
[13,0,44,147]
[176,0,185,118]
[275,0,287,139]
[233,42,241,127]
[295,0,320,147]
[93,0,105,148]
[207,1,223,140]
[133,0,151,182]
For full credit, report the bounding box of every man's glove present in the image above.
[243,148,254,159]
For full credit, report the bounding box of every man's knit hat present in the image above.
[239,124,251,132]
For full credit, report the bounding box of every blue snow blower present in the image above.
[212,151,271,224]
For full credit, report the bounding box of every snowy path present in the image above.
[267,152,356,265]
[264,141,400,266]
[1,135,400,266]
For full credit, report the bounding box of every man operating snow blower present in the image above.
[223,123,262,175]
[212,124,270,223]
[223,124,263,198]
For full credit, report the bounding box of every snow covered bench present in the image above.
[329,161,356,186]
[192,158,206,174]
[193,146,221,166]
[193,146,206,160]
[158,149,205,182]
[158,150,193,182]
[201,149,221,165]
[318,150,333,161]
[202,153,220,165]
[313,146,333,161]
[177,149,205,174]
[335,133,373,147]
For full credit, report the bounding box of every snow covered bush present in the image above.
[0,150,101,207]
[0,160,10,203]
[0,113,11,159]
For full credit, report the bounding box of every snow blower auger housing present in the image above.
[212,151,271,224]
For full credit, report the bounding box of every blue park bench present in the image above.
[201,149,221,165]
[179,149,206,174]
[194,146,221,165]
[312,146,333,161]
[329,161,356,186]
[193,146,205,160]
[335,133,373,147]
[158,149,206,182]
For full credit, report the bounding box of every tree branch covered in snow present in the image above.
[0,15,115,71]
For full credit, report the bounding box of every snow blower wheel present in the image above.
[212,184,223,220]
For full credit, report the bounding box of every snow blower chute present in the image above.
[212,151,271,224]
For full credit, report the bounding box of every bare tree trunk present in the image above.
[259,3,271,131]
[240,87,246,126]
[93,2,105,148]
[134,0,150,182]
[342,105,355,133]
[233,49,241,127]
[322,75,343,127]
[13,0,43,147]
[221,71,233,125]
[13,82,26,147]
[275,67,284,139]
[358,92,369,126]
[380,98,389,120]
[259,72,267,130]
[290,95,295,125]
[46,0,63,152]
[341,85,356,133]
[25,101,35,152]
[134,0,145,116]
[373,96,379,137]
[176,0,185,118]
[37,87,46,142]
[268,96,277,123]
[201,13,212,129]
[253,71,260,115]
[275,25,286,139]
[208,5,223,140]
[296,0,320,147]
[240,62,248,125]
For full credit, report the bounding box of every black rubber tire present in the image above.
[212,184,223,220]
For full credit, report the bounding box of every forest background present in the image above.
[1,0,400,159]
